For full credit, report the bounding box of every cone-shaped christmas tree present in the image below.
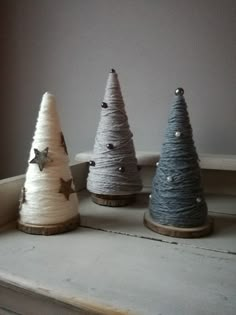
[18,92,79,235]
[87,69,142,206]
[144,88,213,238]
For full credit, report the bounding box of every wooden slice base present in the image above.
[144,211,213,238]
[17,214,80,236]
[91,193,136,207]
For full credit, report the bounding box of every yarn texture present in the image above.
[149,89,207,228]
[87,70,142,195]
[19,93,78,225]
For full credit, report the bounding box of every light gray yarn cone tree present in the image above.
[144,88,213,238]
[87,69,142,206]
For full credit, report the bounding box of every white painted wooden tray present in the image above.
[0,153,235,315]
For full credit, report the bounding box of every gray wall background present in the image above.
[1,0,235,179]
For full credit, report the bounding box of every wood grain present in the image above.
[0,276,133,315]
[144,211,214,238]
[17,214,80,235]
[0,226,235,315]
[91,193,136,207]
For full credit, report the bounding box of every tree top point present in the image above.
[42,91,55,100]
[175,87,184,96]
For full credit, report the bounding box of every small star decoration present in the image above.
[59,178,75,200]
[30,147,52,171]
[60,132,68,155]
[19,187,26,209]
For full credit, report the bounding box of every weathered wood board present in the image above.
[0,155,236,314]
[80,191,236,254]
[0,225,235,315]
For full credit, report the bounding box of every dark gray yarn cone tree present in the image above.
[87,69,142,206]
[144,88,213,238]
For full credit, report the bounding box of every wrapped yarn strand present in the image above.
[18,93,79,235]
[144,88,213,238]
[87,69,142,206]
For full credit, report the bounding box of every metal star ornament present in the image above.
[59,178,75,200]
[60,132,68,155]
[29,147,52,171]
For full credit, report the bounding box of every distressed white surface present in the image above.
[0,225,235,315]
[0,175,25,227]
[75,151,236,170]
[1,162,236,314]
[79,191,236,254]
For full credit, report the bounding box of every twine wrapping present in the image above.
[149,89,208,228]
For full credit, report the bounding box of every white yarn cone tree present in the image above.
[18,93,79,235]
[87,69,142,206]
